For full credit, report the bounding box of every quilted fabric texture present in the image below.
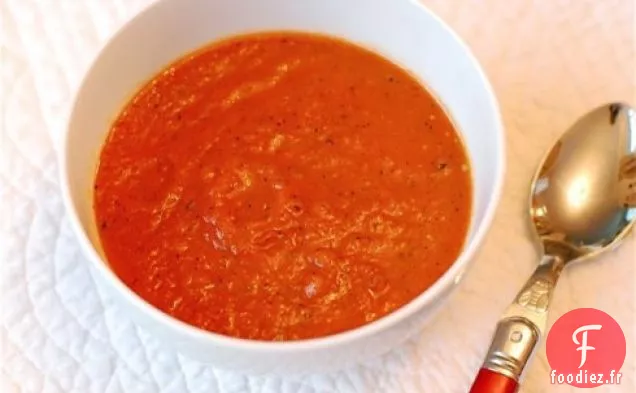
[2,0,635,392]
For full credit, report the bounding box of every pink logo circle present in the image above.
[546,308,626,388]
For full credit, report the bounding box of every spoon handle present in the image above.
[469,255,565,392]
[470,368,519,393]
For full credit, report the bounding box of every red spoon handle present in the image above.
[469,368,519,393]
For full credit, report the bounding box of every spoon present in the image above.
[469,103,636,393]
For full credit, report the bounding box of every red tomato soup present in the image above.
[94,32,472,341]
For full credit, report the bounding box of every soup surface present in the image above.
[94,32,472,341]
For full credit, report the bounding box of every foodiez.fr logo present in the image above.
[546,308,627,388]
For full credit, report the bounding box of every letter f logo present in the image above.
[572,324,602,368]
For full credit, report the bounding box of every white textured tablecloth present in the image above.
[2,0,635,392]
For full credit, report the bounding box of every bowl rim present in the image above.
[59,0,506,353]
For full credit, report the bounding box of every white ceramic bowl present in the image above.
[61,0,505,374]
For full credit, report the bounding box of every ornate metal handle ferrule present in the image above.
[482,317,540,380]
